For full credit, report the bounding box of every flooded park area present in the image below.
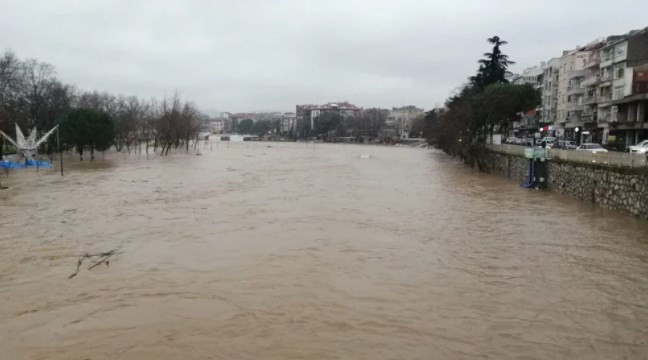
[1,142,647,359]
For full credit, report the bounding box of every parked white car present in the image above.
[540,137,557,148]
[627,140,648,154]
[557,140,577,150]
[576,143,608,153]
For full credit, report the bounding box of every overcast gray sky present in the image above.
[1,0,647,114]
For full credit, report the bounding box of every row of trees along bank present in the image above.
[297,108,388,141]
[427,36,541,161]
[232,109,391,141]
[0,50,207,161]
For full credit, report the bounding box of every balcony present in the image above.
[584,57,600,69]
[598,114,610,123]
[565,115,583,127]
[581,75,600,87]
[600,73,613,83]
[566,86,585,96]
[597,94,612,106]
[567,70,585,79]
[600,58,613,68]
[583,96,597,105]
[565,103,584,112]
[582,107,598,120]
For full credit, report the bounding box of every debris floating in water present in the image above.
[68,249,119,279]
[360,154,371,159]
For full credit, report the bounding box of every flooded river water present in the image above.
[1,142,647,359]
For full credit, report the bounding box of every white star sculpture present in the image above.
[0,124,58,163]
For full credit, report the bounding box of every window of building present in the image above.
[616,67,624,79]
[613,86,624,100]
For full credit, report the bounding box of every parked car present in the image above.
[626,139,648,154]
[576,143,608,153]
[539,137,557,149]
[557,140,577,150]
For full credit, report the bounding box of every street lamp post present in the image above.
[575,127,580,146]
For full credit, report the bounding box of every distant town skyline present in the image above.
[2,0,648,113]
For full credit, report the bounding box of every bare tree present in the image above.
[22,59,56,130]
[2,50,208,161]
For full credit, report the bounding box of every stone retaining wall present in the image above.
[476,148,648,219]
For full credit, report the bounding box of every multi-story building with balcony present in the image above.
[386,105,425,139]
[511,65,544,88]
[575,38,615,143]
[510,64,545,130]
[597,28,648,147]
[516,26,647,146]
[557,49,589,141]
[280,112,297,133]
[296,102,362,133]
[209,119,225,133]
[541,58,560,126]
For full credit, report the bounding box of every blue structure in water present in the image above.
[0,159,53,169]
[520,144,548,189]
[521,159,537,189]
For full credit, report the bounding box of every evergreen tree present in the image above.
[470,36,514,88]
[60,108,114,161]
[236,119,254,134]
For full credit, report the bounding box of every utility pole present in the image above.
[57,126,63,176]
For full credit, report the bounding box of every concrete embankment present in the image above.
[476,146,648,219]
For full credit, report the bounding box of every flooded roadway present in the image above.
[1,142,647,359]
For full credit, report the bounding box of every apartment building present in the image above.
[597,28,648,147]
[557,49,589,142]
[510,65,544,135]
[386,106,425,139]
[511,65,544,87]
[209,119,225,133]
[296,102,362,130]
[581,40,605,131]
[281,112,297,133]
[541,58,560,126]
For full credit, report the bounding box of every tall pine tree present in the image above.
[470,36,514,89]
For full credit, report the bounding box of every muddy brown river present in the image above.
[1,142,647,359]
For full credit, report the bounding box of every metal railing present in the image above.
[584,57,600,69]
[485,144,525,156]
[566,86,585,95]
[581,75,600,86]
[548,149,648,168]
[486,144,648,168]
[598,94,612,102]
